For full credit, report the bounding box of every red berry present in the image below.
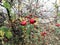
[55,24,60,27]
[30,18,36,24]
[20,21,27,26]
[41,32,47,36]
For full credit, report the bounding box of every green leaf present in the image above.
[0,30,5,37]
[5,31,13,39]
[3,2,11,9]
[3,1,11,13]
[58,12,60,16]
[55,28,60,34]
[19,25,25,30]
[0,26,9,32]
[26,25,32,34]
[26,29,31,34]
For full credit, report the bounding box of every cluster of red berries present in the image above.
[20,18,36,26]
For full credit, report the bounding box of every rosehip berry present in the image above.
[20,20,27,26]
[30,18,36,24]
[41,32,47,36]
[55,24,60,27]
